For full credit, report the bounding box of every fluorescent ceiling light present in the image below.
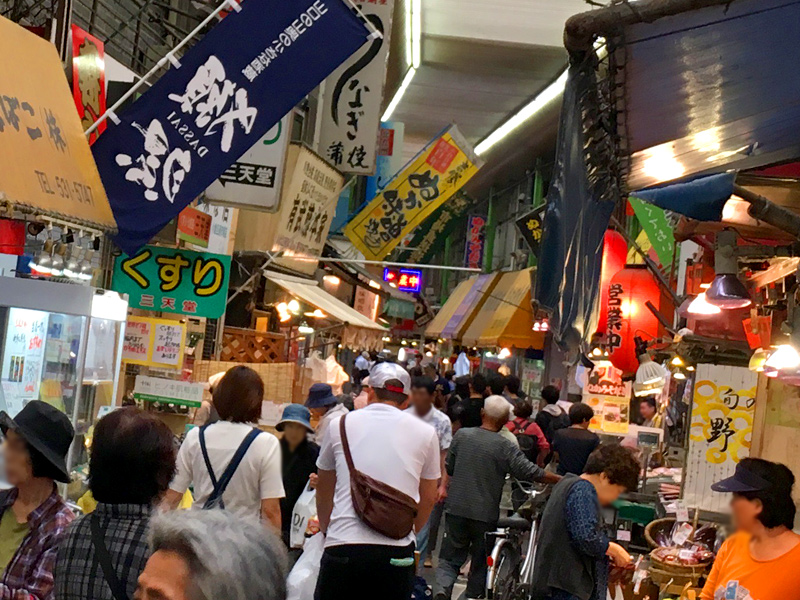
[475,69,568,156]
[411,0,421,68]
[382,67,415,122]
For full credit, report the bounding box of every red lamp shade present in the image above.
[596,230,628,335]
[0,219,25,256]
[607,265,661,375]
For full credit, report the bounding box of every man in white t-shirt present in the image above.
[164,366,284,528]
[316,362,440,600]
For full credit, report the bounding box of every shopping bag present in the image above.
[290,484,317,549]
[287,533,325,600]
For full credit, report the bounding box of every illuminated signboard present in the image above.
[383,268,423,293]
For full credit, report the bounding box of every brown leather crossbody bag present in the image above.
[339,413,418,539]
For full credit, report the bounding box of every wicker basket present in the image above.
[648,554,711,588]
[645,518,678,549]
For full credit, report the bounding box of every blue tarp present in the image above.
[632,172,736,221]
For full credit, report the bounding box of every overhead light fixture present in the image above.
[485,351,494,358]
[633,338,667,397]
[749,347,769,372]
[368,280,382,290]
[673,371,687,381]
[323,275,340,286]
[425,351,433,357]
[298,323,314,335]
[411,341,418,347]
[401,340,407,346]
[498,348,511,360]
[287,299,301,313]
[687,292,722,316]
[382,336,391,342]
[670,356,684,367]
[305,309,326,319]
[475,69,568,156]
[706,230,751,309]
[382,67,417,122]
[411,0,421,68]
[442,358,450,365]
[764,344,800,371]
[398,347,407,362]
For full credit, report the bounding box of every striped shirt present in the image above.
[54,503,151,600]
[445,427,545,523]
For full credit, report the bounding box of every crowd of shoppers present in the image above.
[2,358,799,600]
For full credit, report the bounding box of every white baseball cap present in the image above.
[369,362,411,396]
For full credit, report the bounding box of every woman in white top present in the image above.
[164,367,284,530]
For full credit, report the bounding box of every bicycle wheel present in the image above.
[491,545,521,600]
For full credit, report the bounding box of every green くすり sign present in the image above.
[112,245,231,318]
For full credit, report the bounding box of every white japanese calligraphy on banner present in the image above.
[318,0,394,175]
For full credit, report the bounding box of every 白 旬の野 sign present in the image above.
[122,316,187,369]
[112,246,231,318]
[344,125,483,261]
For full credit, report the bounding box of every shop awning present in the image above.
[265,272,386,349]
[461,268,545,350]
[426,273,499,341]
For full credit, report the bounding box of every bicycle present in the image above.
[485,480,550,600]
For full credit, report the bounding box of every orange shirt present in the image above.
[701,532,800,600]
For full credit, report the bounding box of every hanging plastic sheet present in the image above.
[632,173,735,222]
[534,61,615,351]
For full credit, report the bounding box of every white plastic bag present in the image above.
[287,533,325,600]
[290,484,317,549]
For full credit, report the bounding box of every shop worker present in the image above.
[532,444,640,600]
[164,366,284,529]
[55,407,176,600]
[434,396,561,600]
[315,362,440,600]
[701,458,800,600]
[193,371,224,426]
[276,404,319,548]
[135,510,287,600]
[0,401,75,600]
[638,396,662,429]
[551,403,600,476]
[306,382,349,444]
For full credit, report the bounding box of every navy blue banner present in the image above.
[92,0,370,254]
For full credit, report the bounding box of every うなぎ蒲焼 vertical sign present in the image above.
[0,16,115,228]
[91,0,373,255]
[683,364,757,513]
[344,125,483,261]
[318,0,394,175]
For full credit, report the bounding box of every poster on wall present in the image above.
[195,202,235,255]
[318,0,394,175]
[683,364,757,513]
[121,316,187,369]
[71,25,106,143]
[521,359,545,400]
[204,114,292,211]
[1,308,49,405]
[582,364,631,434]
[345,126,483,261]
[112,245,232,318]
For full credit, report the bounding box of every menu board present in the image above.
[583,364,631,434]
[121,316,186,369]
[1,308,49,404]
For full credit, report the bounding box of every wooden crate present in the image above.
[193,360,295,404]
[220,327,286,363]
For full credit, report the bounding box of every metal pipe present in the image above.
[733,184,800,239]
[441,235,452,305]
[321,257,482,273]
[483,187,496,273]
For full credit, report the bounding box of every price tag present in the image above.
[675,501,690,522]
[672,522,694,546]
[617,529,632,541]
[679,548,694,561]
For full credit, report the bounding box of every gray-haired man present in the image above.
[434,395,561,600]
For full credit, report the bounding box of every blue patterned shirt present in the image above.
[548,479,609,600]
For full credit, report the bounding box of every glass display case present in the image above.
[0,277,128,492]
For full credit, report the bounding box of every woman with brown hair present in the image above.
[164,366,284,530]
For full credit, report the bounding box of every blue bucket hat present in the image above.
[276,404,314,433]
[305,383,338,409]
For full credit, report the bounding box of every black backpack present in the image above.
[508,419,540,462]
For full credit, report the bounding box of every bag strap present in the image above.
[201,427,262,510]
[339,413,357,474]
[90,513,130,600]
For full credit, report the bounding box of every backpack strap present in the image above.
[339,413,356,474]
[200,426,262,510]
[90,513,130,600]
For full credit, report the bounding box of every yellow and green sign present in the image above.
[112,245,231,318]
[344,125,483,261]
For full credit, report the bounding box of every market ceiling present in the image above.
[380,0,590,195]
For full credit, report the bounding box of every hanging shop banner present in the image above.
[204,113,292,211]
[516,204,546,257]
[263,144,344,275]
[684,364,757,513]
[319,0,394,175]
[405,191,471,263]
[91,0,372,255]
[344,125,483,260]
[353,286,380,321]
[0,17,115,228]
[134,375,203,407]
[112,245,231,318]
[177,205,212,247]
[464,214,486,269]
[71,25,107,144]
[364,121,405,201]
[122,316,188,369]
[628,196,675,271]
